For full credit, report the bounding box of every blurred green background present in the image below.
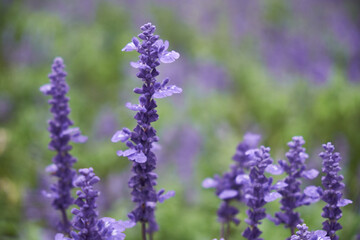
[0,0,359,239]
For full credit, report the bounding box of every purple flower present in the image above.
[242,146,273,240]
[319,143,352,240]
[269,136,320,236]
[202,133,261,238]
[40,57,87,234]
[23,172,58,236]
[290,224,330,240]
[113,23,181,238]
[55,168,134,240]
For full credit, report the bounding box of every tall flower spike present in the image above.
[242,146,273,240]
[269,136,320,237]
[40,57,87,234]
[290,224,330,240]
[202,133,261,239]
[55,168,134,240]
[113,23,181,240]
[319,143,352,240]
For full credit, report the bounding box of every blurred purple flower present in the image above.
[195,61,233,92]
[93,107,118,140]
[23,173,58,230]
[0,94,13,122]
[154,124,202,202]
[40,57,87,234]
[202,133,261,238]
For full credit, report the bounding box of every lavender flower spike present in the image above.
[271,136,320,236]
[55,168,134,240]
[319,143,352,240]
[242,146,273,240]
[113,23,181,239]
[290,224,330,240]
[40,57,87,234]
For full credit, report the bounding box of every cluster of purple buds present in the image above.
[55,168,134,240]
[265,136,320,236]
[290,224,330,240]
[202,133,261,237]
[319,143,352,240]
[40,57,87,233]
[112,22,180,238]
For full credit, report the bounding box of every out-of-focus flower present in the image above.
[203,133,261,239]
[23,173,58,235]
[40,57,87,234]
[93,107,118,140]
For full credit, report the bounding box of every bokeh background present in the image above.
[0,0,359,239]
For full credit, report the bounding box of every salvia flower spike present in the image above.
[40,57,87,233]
[55,168,134,240]
[268,136,320,236]
[290,224,330,240]
[242,146,273,240]
[319,143,352,240]
[113,22,181,239]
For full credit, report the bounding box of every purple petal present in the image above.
[39,83,52,94]
[41,190,53,199]
[130,61,141,68]
[55,233,70,240]
[202,178,218,188]
[117,148,137,157]
[235,174,250,184]
[160,51,180,63]
[153,85,182,99]
[71,135,88,143]
[62,127,87,143]
[125,102,146,112]
[304,186,321,198]
[164,40,169,50]
[45,164,58,174]
[302,169,319,180]
[158,190,175,203]
[132,37,139,47]
[313,230,328,237]
[118,219,136,229]
[154,39,164,48]
[122,42,137,52]
[265,164,284,175]
[128,151,147,163]
[130,61,150,70]
[146,201,157,208]
[264,192,282,202]
[272,180,288,190]
[218,189,238,200]
[111,130,130,143]
[337,198,352,207]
